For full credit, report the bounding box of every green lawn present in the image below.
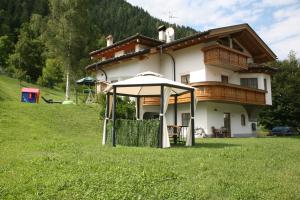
[1,75,300,199]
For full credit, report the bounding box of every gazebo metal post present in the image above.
[190,89,195,145]
[158,85,164,148]
[112,86,117,147]
[174,95,178,126]
[136,96,140,119]
[104,93,110,144]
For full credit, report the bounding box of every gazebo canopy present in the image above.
[104,71,194,96]
[76,76,96,85]
[103,71,196,148]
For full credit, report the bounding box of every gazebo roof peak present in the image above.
[104,71,194,97]
[136,71,163,77]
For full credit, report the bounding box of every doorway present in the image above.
[223,113,231,137]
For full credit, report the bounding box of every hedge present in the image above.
[105,119,159,147]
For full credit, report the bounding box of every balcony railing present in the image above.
[202,44,250,71]
[143,82,266,106]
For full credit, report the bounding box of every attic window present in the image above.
[218,37,244,53]
[218,37,229,47]
[232,40,244,52]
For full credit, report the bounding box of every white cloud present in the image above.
[127,0,300,59]
[258,5,300,59]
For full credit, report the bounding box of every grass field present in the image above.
[1,75,300,199]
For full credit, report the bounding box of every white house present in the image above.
[86,24,277,137]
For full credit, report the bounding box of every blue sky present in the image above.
[127,0,300,60]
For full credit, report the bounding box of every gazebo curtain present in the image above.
[102,95,113,145]
[186,91,198,146]
[162,87,172,148]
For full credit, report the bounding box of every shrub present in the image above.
[98,93,136,120]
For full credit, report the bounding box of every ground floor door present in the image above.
[224,113,231,137]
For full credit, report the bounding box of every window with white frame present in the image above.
[181,74,190,84]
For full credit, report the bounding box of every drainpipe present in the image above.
[159,46,177,126]
[159,46,176,81]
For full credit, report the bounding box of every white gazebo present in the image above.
[103,71,196,148]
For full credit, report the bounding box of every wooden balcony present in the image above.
[143,82,266,106]
[202,44,250,71]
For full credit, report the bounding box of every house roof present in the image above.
[209,23,277,62]
[21,88,40,93]
[86,48,150,72]
[239,63,278,74]
[89,33,163,57]
[86,23,277,72]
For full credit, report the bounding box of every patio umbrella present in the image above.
[76,76,96,104]
[76,76,96,86]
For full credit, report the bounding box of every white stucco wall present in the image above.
[142,101,254,137]
[160,44,207,82]
[96,54,160,82]
[205,65,240,84]
[205,102,253,137]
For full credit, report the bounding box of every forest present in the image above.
[0,0,299,130]
[0,0,195,86]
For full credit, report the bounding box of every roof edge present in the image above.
[89,33,163,56]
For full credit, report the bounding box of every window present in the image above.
[181,74,190,84]
[240,78,258,89]
[181,113,190,126]
[221,75,229,84]
[264,78,267,91]
[241,114,246,126]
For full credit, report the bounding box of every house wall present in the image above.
[142,101,255,137]
[96,54,160,82]
[160,44,207,82]
[205,102,254,137]
[205,65,240,83]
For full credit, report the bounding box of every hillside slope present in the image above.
[0,75,300,199]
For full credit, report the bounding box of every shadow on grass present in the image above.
[171,142,240,149]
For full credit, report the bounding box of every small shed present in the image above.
[21,88,40,103]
